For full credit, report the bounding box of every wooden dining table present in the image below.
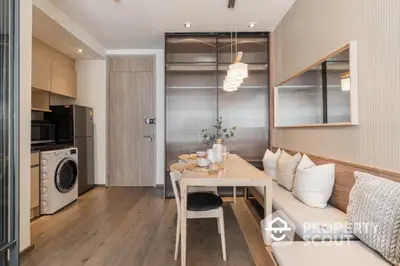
[180,154,273,266]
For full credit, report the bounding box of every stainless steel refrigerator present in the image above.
[46,105,95,195]
[73,105,95,195]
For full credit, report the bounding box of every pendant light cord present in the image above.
[230,29,233,63]
[236,29,238,56]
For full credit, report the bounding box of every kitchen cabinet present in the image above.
[32,38,77,99]
[32,50,51,91]
[50,61,77,98]
[32,89,51,112]
[30,152,40,219]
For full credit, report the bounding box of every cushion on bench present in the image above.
[256,183,355,240]
[272,241,390,266]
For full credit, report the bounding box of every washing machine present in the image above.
[40,148,79,215]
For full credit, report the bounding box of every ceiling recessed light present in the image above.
[248,22,257,28]
[76,48,84,53]
[184,23,191,28]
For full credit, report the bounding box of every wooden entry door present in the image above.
[108,56,155,186]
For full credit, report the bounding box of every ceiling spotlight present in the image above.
[248,22,257,28]
[184,23,191,28]
[76,48,84,53]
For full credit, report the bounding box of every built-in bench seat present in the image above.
[272,241,391,266]
[250,148,400,266]
[255,182,355,240]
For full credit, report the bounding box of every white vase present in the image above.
[213,143,224,163]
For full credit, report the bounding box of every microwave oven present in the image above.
[31,120,55,144]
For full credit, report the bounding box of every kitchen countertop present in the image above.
[31,143,73,152]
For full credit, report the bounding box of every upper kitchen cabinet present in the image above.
[32,49,51,91]
[32,38,77,98]
[51,61,77,98]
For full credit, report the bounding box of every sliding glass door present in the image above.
[1,0,19,265]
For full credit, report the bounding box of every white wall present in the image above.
[106,50,165,185]
[20,0,33,251]
[273,0,400,172]
[75,60,107,184]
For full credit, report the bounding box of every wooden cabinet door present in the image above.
[51,61,77,98]
[30,166,40,209]
[32,50,51,91]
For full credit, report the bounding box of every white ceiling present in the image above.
[50,0,297,49]
[33,6,103,60]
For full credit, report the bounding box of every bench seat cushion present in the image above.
[256,183,355,240]
[272,241,390,266]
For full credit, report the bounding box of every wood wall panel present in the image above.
[272,0,400,173]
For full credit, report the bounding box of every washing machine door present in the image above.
[55,157,78,193]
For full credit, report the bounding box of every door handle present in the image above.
[144,118,156,125]
[143,135,153,142]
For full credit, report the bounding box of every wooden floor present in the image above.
[21,187,273,266]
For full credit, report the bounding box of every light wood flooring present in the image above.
[21,187,273,266]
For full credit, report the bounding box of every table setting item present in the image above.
[178,154,197,162]
[197,157,210,167]
[196,151,207,158]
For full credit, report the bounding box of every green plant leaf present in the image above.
[232,126,237,130]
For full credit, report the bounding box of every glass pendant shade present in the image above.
[341,76,350,91]
[223,77,240,92]
[224,76,242,85]
[228,62,248,80]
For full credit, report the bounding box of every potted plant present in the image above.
[200,117,236,147]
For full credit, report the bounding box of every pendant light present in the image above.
[223,29,249,92]
[341,72,350,91]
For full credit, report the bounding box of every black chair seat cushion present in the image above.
[187,192,223,211]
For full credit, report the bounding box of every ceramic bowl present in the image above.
[197,158,210,167]
[196,151,207,158]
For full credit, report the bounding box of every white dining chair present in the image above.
[170,171,227,261]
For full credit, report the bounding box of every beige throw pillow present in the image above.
[262,148,282,180]
[275,151,301,191]
[292,155,335,208]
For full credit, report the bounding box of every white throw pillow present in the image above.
[262,149,282,180]
[275,151,301,191]
[292,155,335,208]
